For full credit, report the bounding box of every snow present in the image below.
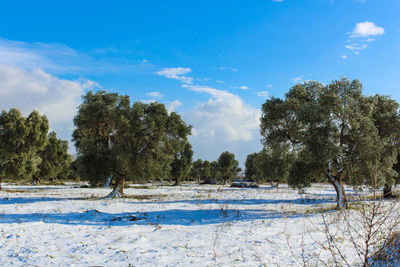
[0,183,398,266]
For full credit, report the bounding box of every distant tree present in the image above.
[254,145,294,188]
[369,95,400,197]
[170,142,193,185]
[217,151,240,184]
[0,109,49,189]
[73,91,191,197]
[260,78,400,208]
[209,160,220,184]
[245,152,259,182]
[35,131,71,182]
[201,160,212,183]
[190,159,203,182]
[67,158,81,181]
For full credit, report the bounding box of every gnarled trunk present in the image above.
[327,174,348,209]
[106,175,125,198]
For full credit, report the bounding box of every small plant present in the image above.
[316,195,400,266]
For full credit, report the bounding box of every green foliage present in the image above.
[37,131,72,180]
[257,145,294,186]
[0,109,49,183]
[201,160,212,183]
[260,78,400,208]
[190,159,203,182]
[170,142,193,185]
[190,154,240,185]
[210,160,221,183]
[244,153,258,181]
[73,90,192,187]
[217,151,240,184]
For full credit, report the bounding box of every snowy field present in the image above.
[0,183,399,266]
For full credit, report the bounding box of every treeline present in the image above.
[0,109,74,189]
[2,78,400,209]
[0,91,242,193]
[188,152,241,184]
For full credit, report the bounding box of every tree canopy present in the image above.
[170,142,193,185]
[73,90,192,196]
[37,131,72,182]
[217,151,241,184]
[245,144,293,187]
[0,109,49,189]
[260,78,400,208]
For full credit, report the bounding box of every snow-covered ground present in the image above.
[0,183,398,266]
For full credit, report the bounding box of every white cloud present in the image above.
[218,67,239,72]
[156,67,262,166]
[0,64,98,151]
[257,91,270,98]
[0,39,81,74]
[155,67,193,84]
[342,22,384,58]
[292,77,303,83]
[216,80,224,84]
[184,85,260,142]
[183,85,261,166]
[341,55,348,59]
[167,100,182,113]
[266,84,272,88]
[146,91,163,98]
[0,38,152,76]
[346,43,368,50]
[141,99,158,104]
[240,86,249,90]
[351,21,384,38]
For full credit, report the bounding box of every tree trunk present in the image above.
[173,177,180,186]
[383,181,395,198]
[0,178,2,190]
[104,176,112,188]
[106,175,125,198]
[270,181,275,188]
[32,176,40,184]
[327,174,348,209]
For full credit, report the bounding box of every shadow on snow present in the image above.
[126,197,337,206]
[0,197,88,205]
[0,208,307,226]
[0,196,337,206]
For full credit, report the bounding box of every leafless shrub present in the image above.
[316,194,400,266]
[284,191,400,266]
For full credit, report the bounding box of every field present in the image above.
[0,183,399,266]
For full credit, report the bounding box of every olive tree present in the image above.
[0,109,48,189]
[217,151,240,184]
[170,142,193,185]
[73,90,191,197]
[261,78,400,208]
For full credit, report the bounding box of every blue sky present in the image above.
[0,0,399,166]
